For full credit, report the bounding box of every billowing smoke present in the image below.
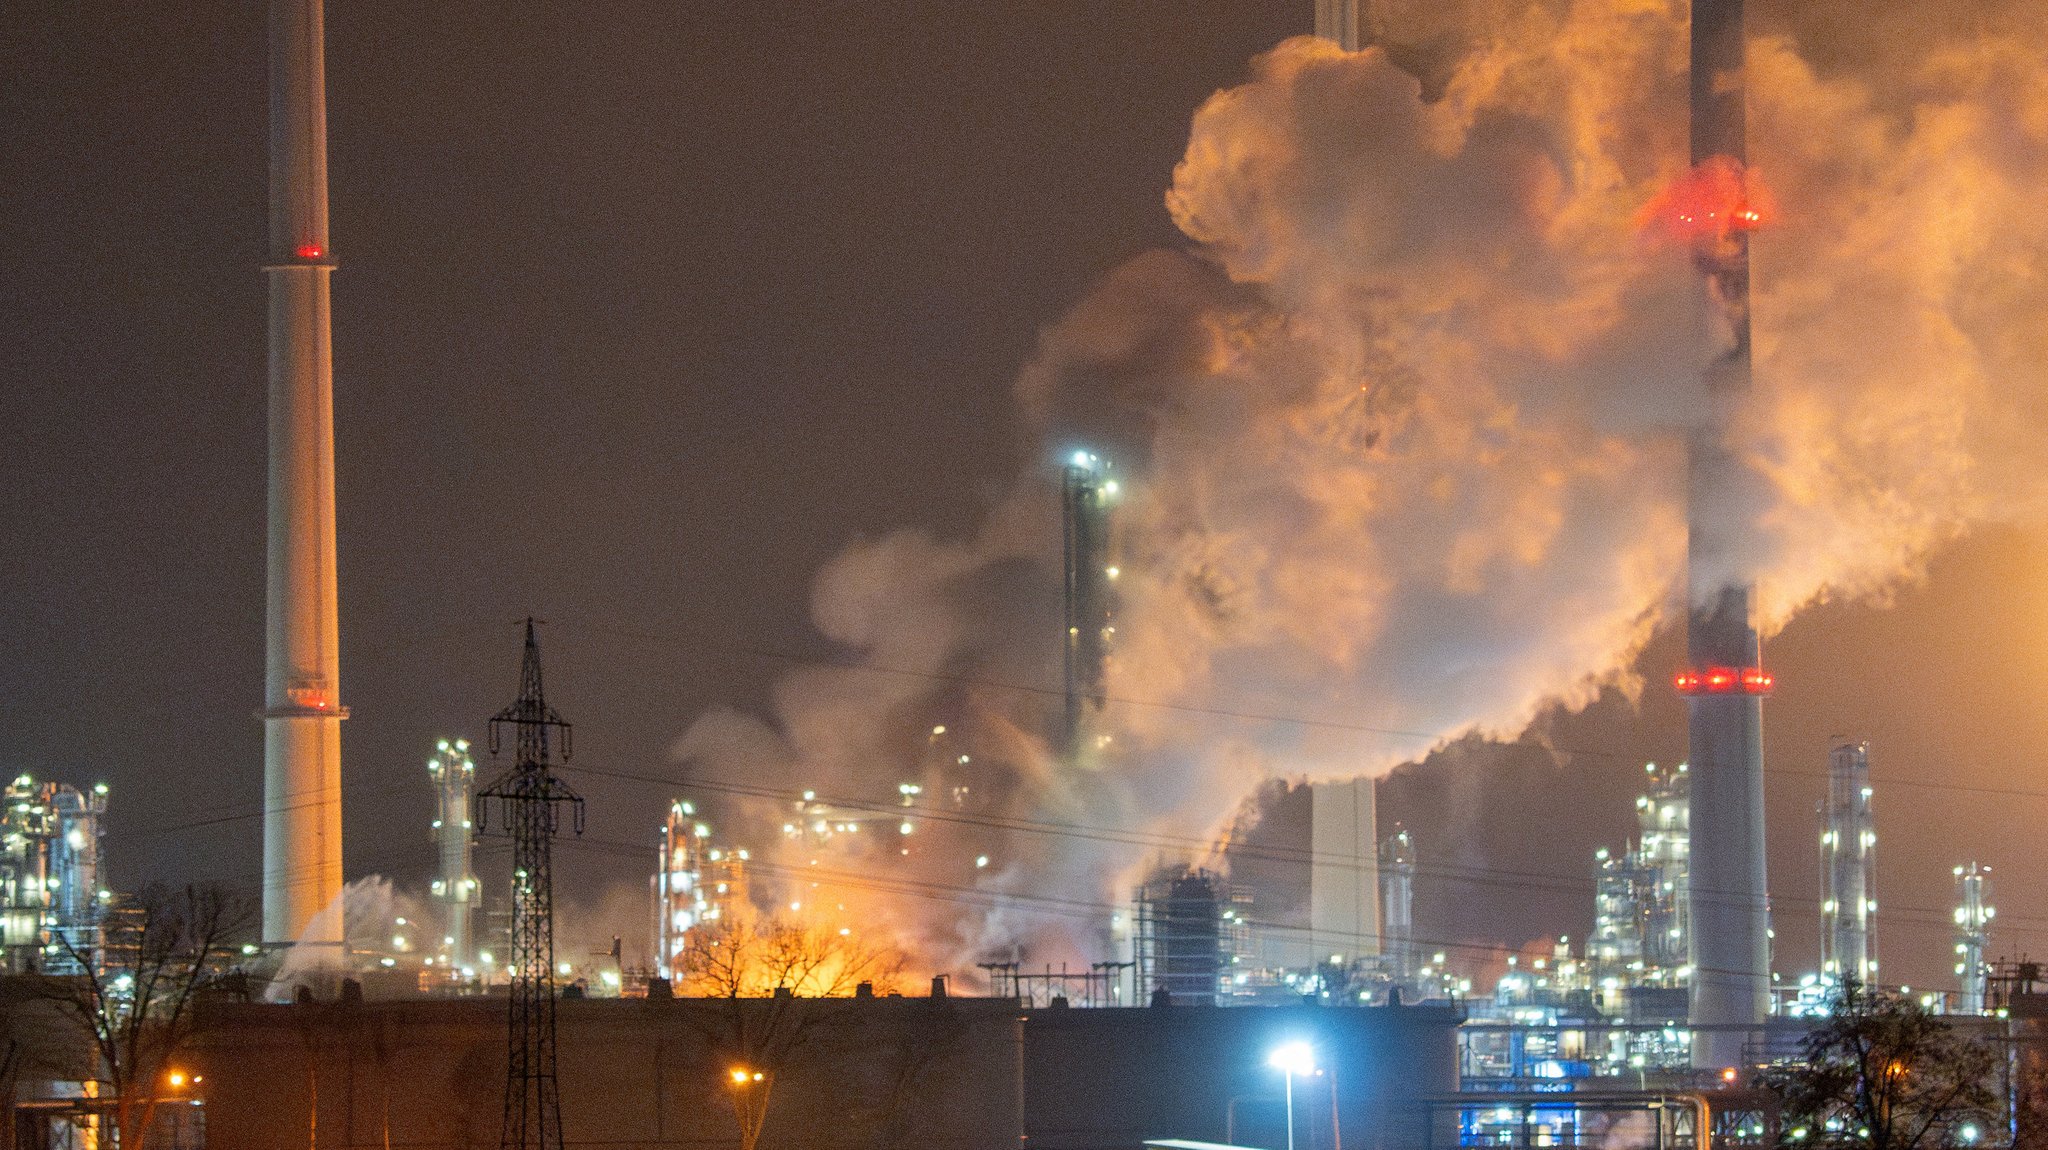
[675,0,2048,973]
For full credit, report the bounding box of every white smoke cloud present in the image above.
[674,1,2048,973]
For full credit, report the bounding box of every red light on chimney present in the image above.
[295,244,324,260]
[1676,665,1774,696]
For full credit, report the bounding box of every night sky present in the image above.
[4,1,2046,994]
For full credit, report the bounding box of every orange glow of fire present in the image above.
[1636,156,1777,245]
[676,912,909,999]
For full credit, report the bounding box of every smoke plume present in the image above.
[675,0,2048,973]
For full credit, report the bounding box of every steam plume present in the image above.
[676,0,2048,972]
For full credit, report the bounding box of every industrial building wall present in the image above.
[1311,779,1381,966]
[192,996,1019,1150]
[189,996,1461,1150]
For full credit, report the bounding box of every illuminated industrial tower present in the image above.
[1677,0,1772,1069]
[653,801,750,982]
[1315,0,1361,49]
[1061,452,1117,763]
[260,0,346,946]
[1818,741,1876,987]
[1954,863,1993,1013]
[1378,825,1416,990]
[429,739,479,970]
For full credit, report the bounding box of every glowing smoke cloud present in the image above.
[676,0,2048,972]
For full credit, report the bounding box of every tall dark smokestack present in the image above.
[1681,0,1770,1070]
[1061,453,1116,764]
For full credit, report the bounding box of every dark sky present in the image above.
[3,1,2044,994]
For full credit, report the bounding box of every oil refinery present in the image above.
[9,0,2048,1144]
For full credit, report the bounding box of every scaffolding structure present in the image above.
[1132,867,1247,1005]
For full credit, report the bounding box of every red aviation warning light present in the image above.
[1636,156,1776,245]
[295,243,325,260]
[1675,666,1774,696]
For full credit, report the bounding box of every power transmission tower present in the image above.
[479,619,585,1150]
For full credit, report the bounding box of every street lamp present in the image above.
[1268,1042,1316,1150]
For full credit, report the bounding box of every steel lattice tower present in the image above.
[479,620,584,1150]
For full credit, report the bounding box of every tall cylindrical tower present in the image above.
[1315,0,1361,49]
[1680,0,1771,1071]
[1378,825,1416,989]
[1061,453,1117,764]
[1819,741,1876,987]
[261,0,346,945]
[429,739,478,969]
[1954,863,1993,1014]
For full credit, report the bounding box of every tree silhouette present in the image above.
[1762,979,1998,1150]
[677,914,907,1150]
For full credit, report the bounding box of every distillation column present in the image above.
[1379,825,1416,990]
[429,739,478,970]
[1061,453,1117,764]
[1819,741,1876,987]
[1954,863,1993,1014]
[261,0,346,946]
[1681,0,1771,1070]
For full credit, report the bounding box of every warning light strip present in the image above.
[1674,666,1773,696]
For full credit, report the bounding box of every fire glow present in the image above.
[1637,156,1776,245]
[1674,666,1774,696]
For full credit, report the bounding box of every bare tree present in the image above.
[1762,979,1999,1150]
[677,914,907,1150]
[33,883,255,1150]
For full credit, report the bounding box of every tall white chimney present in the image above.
[261,0,345,946]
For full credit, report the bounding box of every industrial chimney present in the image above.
[260,0,346,947]
[1680,0,1771,1070]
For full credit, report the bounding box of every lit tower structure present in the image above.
[1379,825,1416,990]
[261,0,347,947]
[1675,0,1772,1069]
[1635,762,1691,978]
[0,776,109,974]
[478,621,585,1150]
[1061,452,1118,763]
[1315,0,1360,49]
[1818,740,1876,988]
[652,800,748,983]
[428,739,479,970]
[1953,863,1993,1014]
[1589,764,1690,993]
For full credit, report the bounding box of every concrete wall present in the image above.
[190,995,1460,1150]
